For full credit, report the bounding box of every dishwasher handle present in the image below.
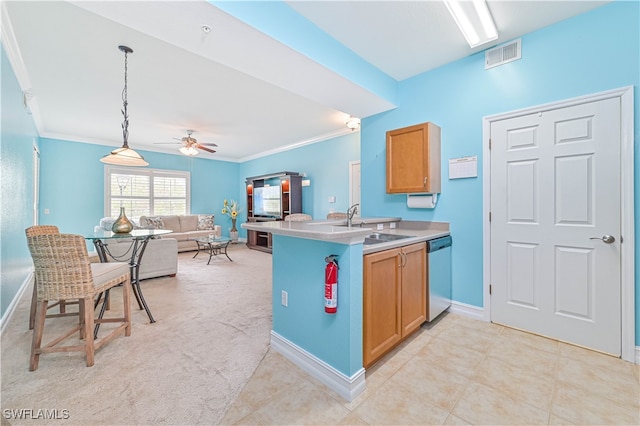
[427,235,452,252]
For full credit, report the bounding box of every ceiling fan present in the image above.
[156,130,217,156]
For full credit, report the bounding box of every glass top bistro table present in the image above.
[86,229,173,326]
[189,236,233,264]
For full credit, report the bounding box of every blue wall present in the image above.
[0,46,40,317]
[361,1,639,332]
[38,138,240,236]
[272,235,363,376]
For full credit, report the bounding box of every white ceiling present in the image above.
[2,1,608,162]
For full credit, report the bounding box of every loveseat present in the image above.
[139,214,221,252]
[100,237,178,281]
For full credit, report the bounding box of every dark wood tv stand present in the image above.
[245,171,303,253]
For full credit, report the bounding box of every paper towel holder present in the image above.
[407,193,438,209]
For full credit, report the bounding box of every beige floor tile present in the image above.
[231,412,266,426]
[395,327,433,356]
[499,326,560,354]
[473,356,554,411]
[388,356,469,411]
[435,321,497,354]
[416,337,485,378]
[364,343,414,383]
[220,398,255,425]
[443,413,472,425]
[548,413,576,425]
[252,379,351,425]
[353,379,449,425]
[555,356,640,407]
[336,412,370,425]
[452,315,505,338]
[559,342,636,374]
[552,382,640,425]
[488,333,559,378]
[237,351,309,410]
[452,381,549,425]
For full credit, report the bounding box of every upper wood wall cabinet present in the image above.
[386,122,441,194]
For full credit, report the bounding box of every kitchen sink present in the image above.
[364,232,413,245]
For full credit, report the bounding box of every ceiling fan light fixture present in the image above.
[444,0,498,48]
[179,145,199,156]
[100,45,148,167]
[346,116,361,131]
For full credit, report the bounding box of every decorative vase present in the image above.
[230,218,238,242]
[112,207,134,233]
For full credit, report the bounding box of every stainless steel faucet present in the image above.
[346,203,359,227]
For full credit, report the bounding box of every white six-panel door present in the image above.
[490,97,622,356]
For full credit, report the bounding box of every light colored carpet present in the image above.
[1,245,273,425]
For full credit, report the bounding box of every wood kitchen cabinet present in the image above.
[386,122,441,194]
[363,242,427,368]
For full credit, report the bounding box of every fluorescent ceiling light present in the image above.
[444,0,498,48]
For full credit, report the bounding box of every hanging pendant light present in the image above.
[100,45,148,167]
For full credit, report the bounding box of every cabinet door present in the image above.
[400,243,427,337]
[363,248,402,368]
[386,122,441,194]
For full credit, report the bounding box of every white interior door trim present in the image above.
[482,86,635,362]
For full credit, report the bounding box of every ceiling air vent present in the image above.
[485,39,521,69]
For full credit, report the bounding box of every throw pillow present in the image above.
[99,217,116,231]
[197,214,214,230]
[146,216,165,229]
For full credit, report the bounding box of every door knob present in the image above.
[590,235,615,244]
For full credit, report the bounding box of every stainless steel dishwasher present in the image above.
[427,235,452,321]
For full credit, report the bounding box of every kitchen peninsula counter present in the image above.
[240,218,449,402]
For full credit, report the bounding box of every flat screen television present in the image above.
[253,185,281,217]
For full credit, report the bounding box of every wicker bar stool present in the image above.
[26,226,80,330]
[326,212,348,219]
[284,213,312,222]
[26,233,132,370]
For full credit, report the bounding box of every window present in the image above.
[105,166,190,221]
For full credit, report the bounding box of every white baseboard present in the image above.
[270,331,366,402]
[448,300,485,321]
[635,346,640,365]
[0,270,33,335]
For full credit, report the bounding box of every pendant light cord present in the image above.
[121,48,130,149]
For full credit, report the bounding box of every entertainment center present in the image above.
[245,171,303,253]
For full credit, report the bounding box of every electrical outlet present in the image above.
[281,290,288,307]
[377,223,384,230]
[390,222,397,229]
[44,208,50,215]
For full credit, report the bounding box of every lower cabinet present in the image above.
[363,242,426,368]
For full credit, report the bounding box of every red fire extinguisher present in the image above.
[324,255,339,314]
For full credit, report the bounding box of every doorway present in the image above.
[483,87,635,361]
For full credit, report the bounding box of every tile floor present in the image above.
[221,313,640,425]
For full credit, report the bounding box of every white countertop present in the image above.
[242,218,450,253]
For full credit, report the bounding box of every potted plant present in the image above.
[221,199,242,242]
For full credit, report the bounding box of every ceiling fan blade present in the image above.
[198,142,218,147]
[195,144,216,153]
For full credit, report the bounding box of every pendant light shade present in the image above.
[101,45,148,167]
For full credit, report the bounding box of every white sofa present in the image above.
[139,214,221,252]
[101,237,178,281]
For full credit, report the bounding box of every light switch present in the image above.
[328,196,336,203]
[44,208,50,215]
